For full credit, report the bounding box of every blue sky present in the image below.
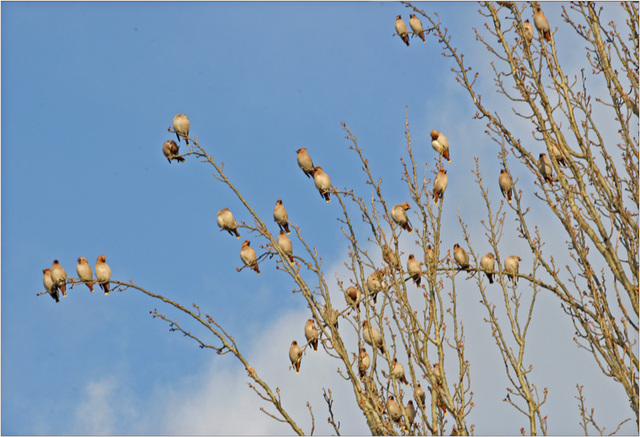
[2,1,636,435]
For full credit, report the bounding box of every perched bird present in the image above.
[405,400,417,429]
[313,166,332,202]
[42,268,59,303]
[391,358,408,384]
[95,255,112,295]
[499,169,513,203]
[296,148,315,178]
[505,256,522,283]
[382,245,400,269]
[433,364,447,414]
[453,244,469,270]
[550,139,567,166]
[395,15,410,46]
[480,253,496,284]
[430,130,450,162]
[323,303,339,329]
[407,254,422,286]
[277,230,294,262]
[217,208,240,238]
[358,347,370,379]
[240,240,260,274]
[415,383,426,407]
[409,14,425,43]
[433,168,448,205]
[51,260,67,297]
[366,270,386,304]
[344,286,361,311]
[76,257,94,292]
[162,140,185,163]
[433,363,442,379]
[273,199,291,234]
[289,340,303,373]
[305,319,319,352]
[533,5,551,42]
[391,202,412,233]
[523,19,534,43]
[362,320,385,354]
[387,395,403,422]
[538,153,553,184]
[425,245,436,270]
[172,114,190,145]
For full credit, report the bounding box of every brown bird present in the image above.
[405,400,417,429]
[240,240,260,274]
[499,169,513,203]
[162,140,185,163]
[217,208,240,238]
[312,166,332,202]
[391,358,408,384]
[277,230,294,262]
[425,245,436,270]
[387,395,403,422]
[289,340,303,373]
[538,153,553,184]
[344,286,361,311]
[76,257,94,292]
[95,255,112,295]
[505,256,521,283]
[391,202,412,233]
[453,244,469,270]
[42,268,59,303]
[296,148,315,178]
[323,303,339,329]
[358,347,370,379]
[407,254,422,286]
[366,270,386,304]
[362,320,385,354]
[409,14,425,43]
[172,114,190,145]
[480,253,496,284]
[415,383,426,407]
[433,168,448,205]
[550,139,567,166]
[273,199,291,234]
[304,319,319,351]
[382,245,400,270]
[533,5,551,42]
[51,260,67,297]
[523,19,534,43]
[395,15,410,46]
[430,130,450,162]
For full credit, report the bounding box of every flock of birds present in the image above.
[42,255,111,302]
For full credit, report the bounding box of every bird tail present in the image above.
[175,156,185,163]
[444,150,450,162]
[233,229,241,239]
[544,31,550,42]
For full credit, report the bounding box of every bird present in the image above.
[366,270,385,304]
[550,139,567,166]
[312,166,332,202]
[162,140,185,163]
[344,286,361,311]
[42,268,59,303]
[305,319,319,352]
[76,257,94,292]
[415,383,426,407]
[391,358,408,384]
[387,395,403,422]
[172,114,190,145]
[391,202,412,233]
[480,253,496,284]
[523,19,534,43]
[358,347,370,379]
[362,320,385,354]
[324,303,339,330]
[217,208,240,238]
[430,130,450,162]
[273,199,291,234]
[240,240,260,274]
[433,168,448,205]
[382,245,400,269]
[296,148,315,178]
[499,169,513,203]
[426,245,436,270]
[409,14,425,43]
[453,244,469,270]
[289,340,303,374]
[505,256,522,283]
[407,254,422,286]
[533,5,551,42]
[395,15,410,46]
[405,400,417,430]
[50,260,67,297]
[95,254,112,295]
[538,153,553,184]
[277,230,294,262]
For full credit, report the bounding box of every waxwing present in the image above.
[391,358,408,384]
[312,166,331,202]
[538,153,553,184]
[289,340,303,373]
[387,396,402,422]
[172,114,190,145]
[426,245,436,270]
[505,255,521,283]
[305,319,319,352]
[51,260,67,297]
[453,244,469,270]
[533,5,551,42]
[277,230,294,262]
[240,240,260,274]
[358,347,370,379]
[523,19,534,43]
[405,400,417,429]
[273,199,291,234]
[362,320,385,353]
[550,139,567,166]
[162,140,185,163]
[433,168,448,205]
[76,257,94,292]
[43,268,59,303]
[415,383,426,407]
[407,254,422,286]
[344,285,361,311]
[296,148,315,178]
[480,253,496,284]
[382,245,400,270]
[323,303,339,329]
[499,169,513,203]
[217,208,240,238]
[366,270,386,304]
[433,364,447,414]
[395,15,410,46]
[95,255,112,295]
[409,14,425,43]
[430,130,450,162]
[391,202,412,233]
